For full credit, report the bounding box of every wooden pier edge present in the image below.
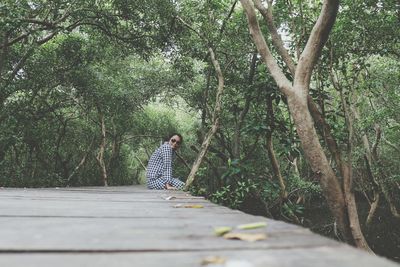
[0,185,398,267]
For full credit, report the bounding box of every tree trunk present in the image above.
[0,31,10,81]
[354,106,400,220]
[340,84,372,251]
[240,0,373,248]
[287,92,351,242]
[67,137,95,185]
[185,47,224,189]
[96,109,108,186]
[365,190,380,228]
[265,92,287,200]
[266,133,287,200]
[308,96,344,175]
[343,163,373,251]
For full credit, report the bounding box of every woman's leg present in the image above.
[169,178,185,189]
[147,177,167,190]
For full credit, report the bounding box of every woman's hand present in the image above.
[166,183,178,190]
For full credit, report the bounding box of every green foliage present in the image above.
[282,200,305,218]
[286,175,322,198]
[211,179,258,209]
[0,2,399,260]
[0,22,188,187]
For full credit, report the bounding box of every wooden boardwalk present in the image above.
[0,186,398,267]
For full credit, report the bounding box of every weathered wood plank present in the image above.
[0,247,399,267]
[0,186,398,267]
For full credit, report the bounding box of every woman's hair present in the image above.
[164,133,183,143]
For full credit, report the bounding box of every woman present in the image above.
[146,133,185,190]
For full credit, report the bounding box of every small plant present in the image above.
[282,200,305,218]
[211,179,258,209]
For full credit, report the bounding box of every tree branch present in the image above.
[253,0,296,75]
[240,0,293,95]
[295,0,339,88]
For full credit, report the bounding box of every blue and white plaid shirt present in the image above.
[146,143,176,184]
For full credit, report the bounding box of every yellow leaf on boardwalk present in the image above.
[201,256,226,265]
[236,222,267,230]
[173,204,204,208]
[214,226,233,236]
[223,232,267,242]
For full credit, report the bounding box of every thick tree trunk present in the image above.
[309,94,371,247]
[286,92,351,241]
[308,96,344,175]
[240,0,373,249]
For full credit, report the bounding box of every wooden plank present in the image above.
[0,247,399,267]
[0,186,398,267]
[0,218,336,251]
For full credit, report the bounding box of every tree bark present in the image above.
[0,31,10,80]
[265,93,287,200]
[253,0,296,75]
[185,47,225,189]
[240,0,363,245]
[96,108,108,186]
[365,190,380,228]
[340,84,372,251]
[308,96,344,176]
[342,163,372,251]
[287,94,351,241]
[67,137,95,184]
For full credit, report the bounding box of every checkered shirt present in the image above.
[146,143,176,185]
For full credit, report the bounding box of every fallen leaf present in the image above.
[236,222,267,230]
[201,256,226,265]
[164,196,176,200]
[214,226,233,236]
[173,204,204,208]
[185,194,205,199]
[222,232,267,242]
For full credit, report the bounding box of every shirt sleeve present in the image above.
[160,144,173,184]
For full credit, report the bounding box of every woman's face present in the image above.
[169,135,182,151]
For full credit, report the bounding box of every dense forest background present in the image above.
[1,0,399,262]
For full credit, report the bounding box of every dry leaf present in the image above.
[214,226,233,236]
[201,256,226,265]
[164,196,176,200]
[222,232,267,242]
[236,222,267,230]
[173,204,204,208]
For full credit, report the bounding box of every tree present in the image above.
[239,0,371,250]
